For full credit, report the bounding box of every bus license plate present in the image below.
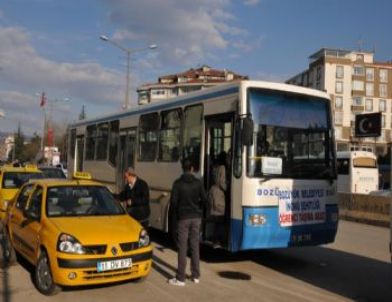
[97,258,132,272]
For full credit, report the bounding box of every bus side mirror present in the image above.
[242,117,254,146]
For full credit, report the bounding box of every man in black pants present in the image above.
[168,159,208,286]
[116,167,150,228]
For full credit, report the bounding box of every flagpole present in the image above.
[40,92,47,162]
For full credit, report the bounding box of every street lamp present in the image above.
[99,35,157,109]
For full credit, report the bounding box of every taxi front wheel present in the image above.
[35,250,61,295]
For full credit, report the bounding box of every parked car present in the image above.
[2,172,152,295]
[0,164,42,221]
[55,163,68,178]
[39,166,66,179]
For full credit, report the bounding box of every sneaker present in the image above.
[191,278,200,284]
[168,278,185,286]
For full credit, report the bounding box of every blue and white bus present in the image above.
[67,80,338,252]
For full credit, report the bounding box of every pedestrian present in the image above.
[116,167,150,228]
[168,159,208,286]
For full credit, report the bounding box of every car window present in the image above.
[46,186,125,217]
[16,184,35,210]
[27,186,43,220]
[40,168,66,179]
[2,172,43,189]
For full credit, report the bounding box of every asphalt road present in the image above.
[1,220,391,302]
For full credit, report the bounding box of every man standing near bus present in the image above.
[116,167,150,228]
[168,159,208,286]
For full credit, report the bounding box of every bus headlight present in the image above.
[248,214,267,226]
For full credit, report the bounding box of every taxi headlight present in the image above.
[57,233,86,254]
[138,229,150,248]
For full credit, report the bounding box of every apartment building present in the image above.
[287,48,392,155]
[137,65,248,105]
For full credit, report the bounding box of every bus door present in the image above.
[204,113,234,245]
[116,128,137,190]
[76,135,84,172]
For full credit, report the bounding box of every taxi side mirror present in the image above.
[242,117,254,146]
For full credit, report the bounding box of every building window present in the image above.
[138,113,159,161]
[336,65,344,78]
[380,69,388,83]
[352,96,363,106]
[366,68,374,81]
[335,96,343,109]
[337,143,349,152]
[352,80,364,91]
[158,108,182,162]
[379,99,386,112]
[379,84,387,98]
[353,65,365,76]
[151,89,166,96]
[365,83,374,96]
[334,112,343,125]
[335,127,342,139]
[382,115,386,128]
[365,99,373,111]
[335,81,343,93]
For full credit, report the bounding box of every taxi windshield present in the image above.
[46,186,125,217]
[2,172,43,189]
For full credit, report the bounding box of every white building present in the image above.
[137,65,248,105]
[287,48,392,155]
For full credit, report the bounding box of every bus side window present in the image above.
[183,105,203,172]
[159,108,182,162]
[139,113,159,161]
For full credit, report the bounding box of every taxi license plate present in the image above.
[97,258,132,272]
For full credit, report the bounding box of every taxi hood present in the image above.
[0,188,19,201]
[50,215,143,244]
[0,189,18,211]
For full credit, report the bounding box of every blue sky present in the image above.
[0,0,391,135]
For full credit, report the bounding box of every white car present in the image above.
[55,163,68,178]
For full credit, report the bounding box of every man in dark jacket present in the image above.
[168,159,208,286]
[117,167,150,228]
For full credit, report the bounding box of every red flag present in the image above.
[40,92,46,107]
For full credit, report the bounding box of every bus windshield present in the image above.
[247,88,335,179]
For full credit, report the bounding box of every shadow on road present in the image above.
[150,229,392,302]
[0,230,11,302]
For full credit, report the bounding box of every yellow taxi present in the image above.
[2,172,152,295]
[0,164,42,221]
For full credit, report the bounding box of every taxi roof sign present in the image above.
[73,171,92,180]
[24,164,38,170]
